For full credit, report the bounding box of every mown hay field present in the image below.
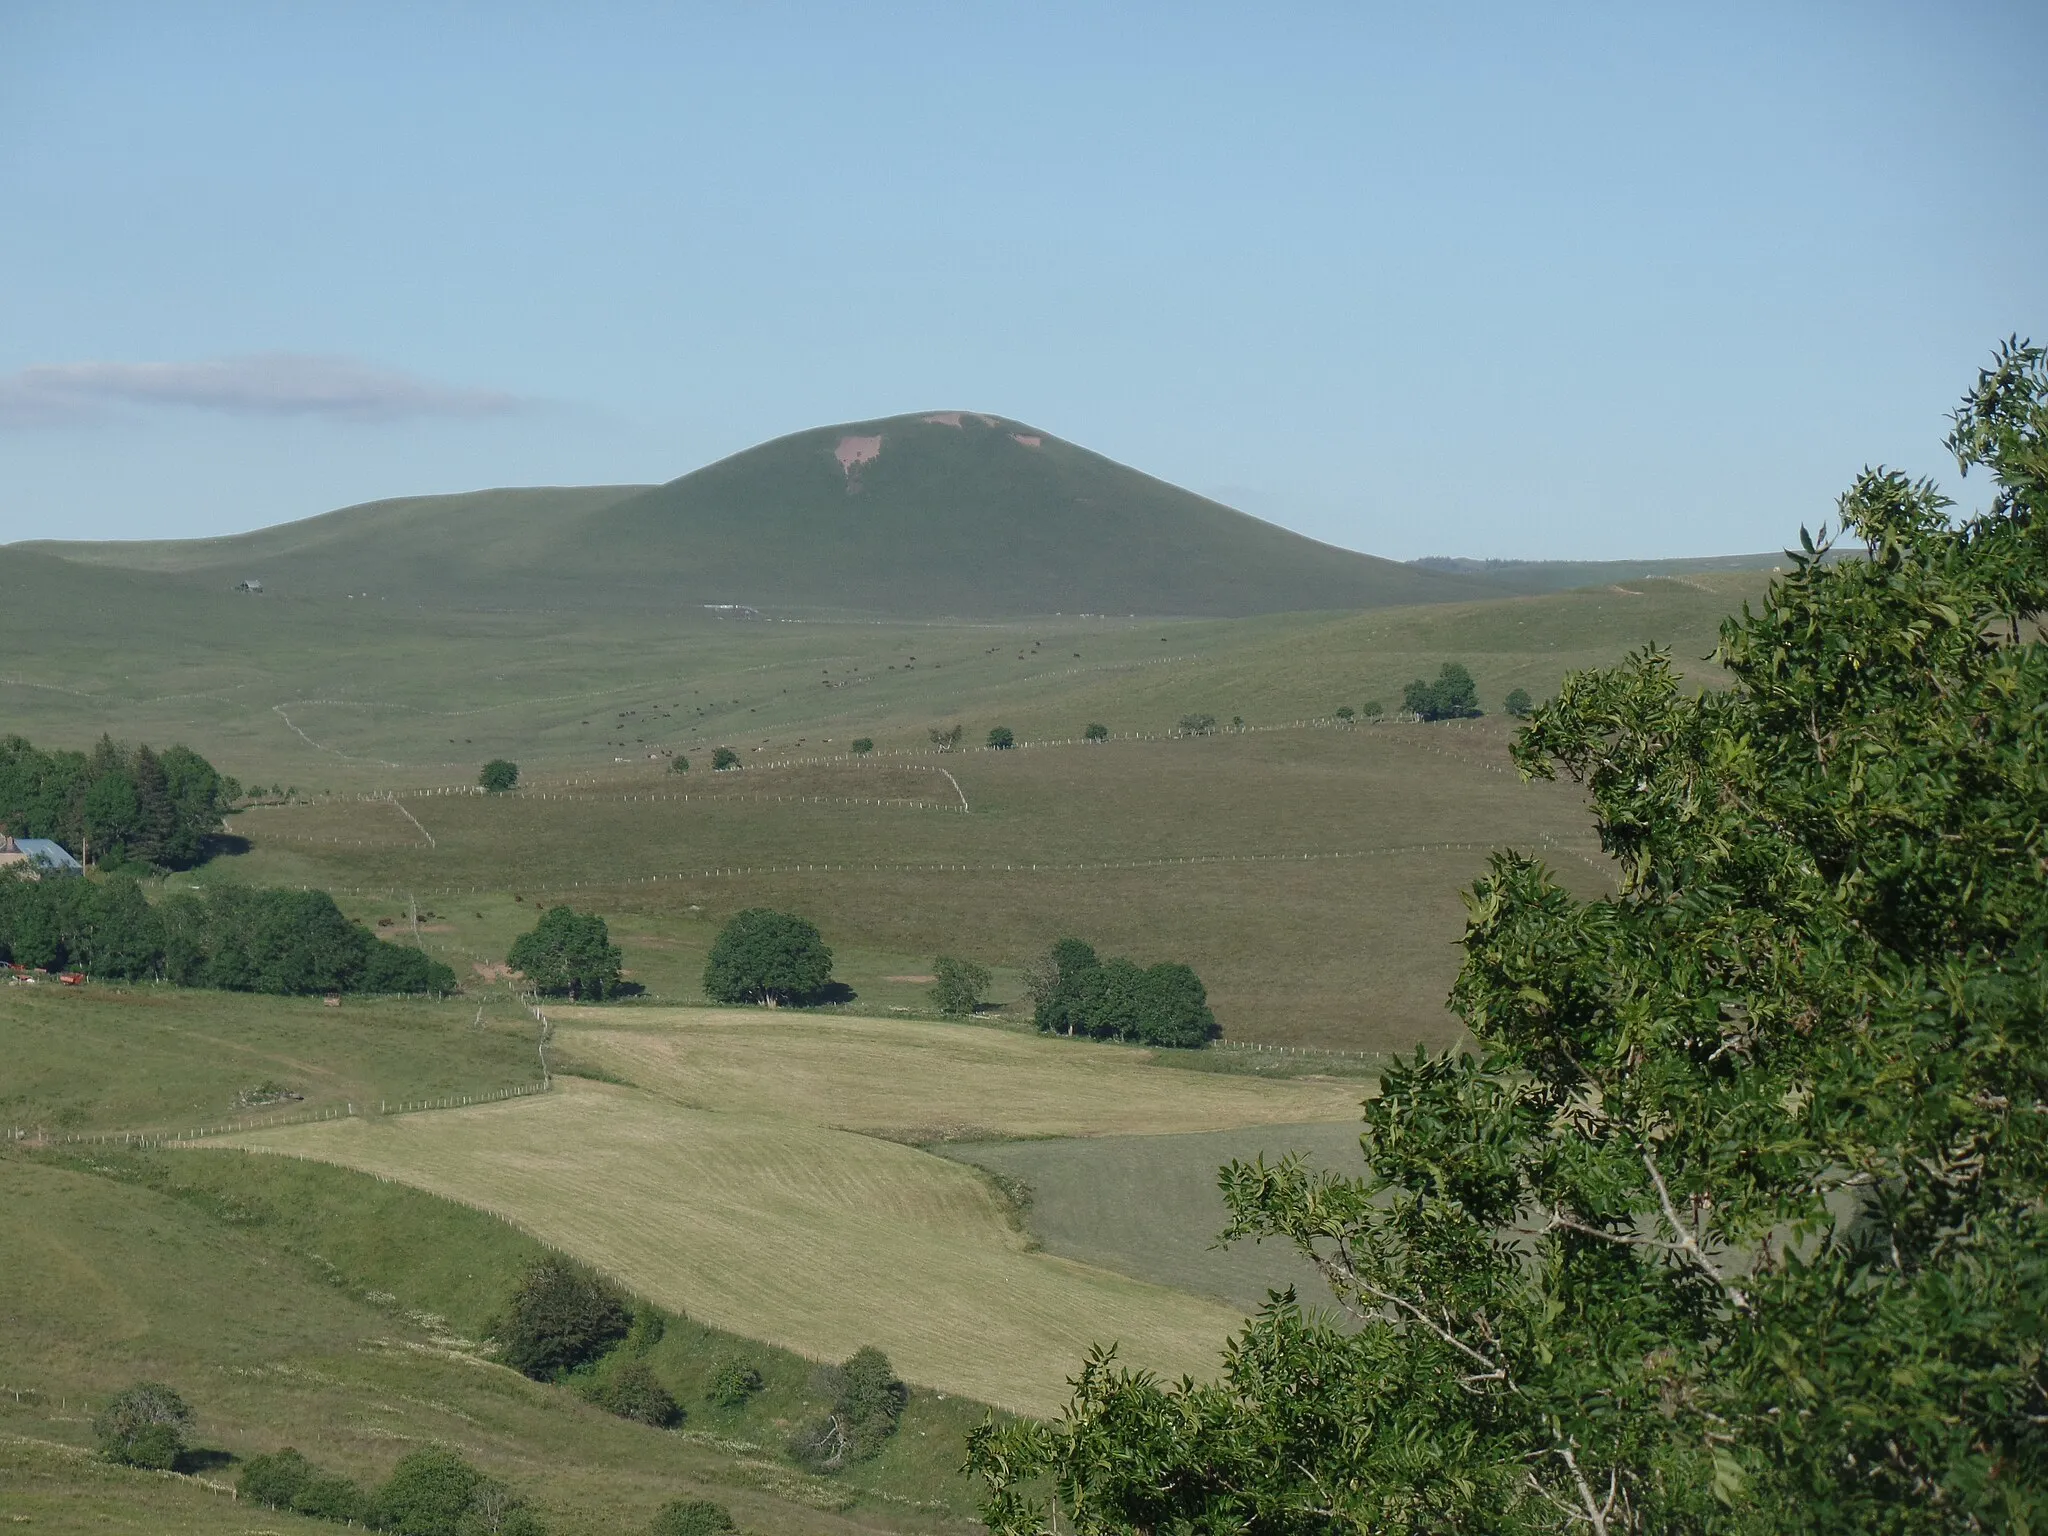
[218,1079,1246,1414]
[553,1006,1370,1140]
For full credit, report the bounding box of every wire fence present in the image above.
[5,1079,551,1150]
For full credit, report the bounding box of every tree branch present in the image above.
[1641,1149,1749,1310]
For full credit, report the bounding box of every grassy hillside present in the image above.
[4,573,1758,1048]
[11,413,1494,618]
[0,1147,993,1534]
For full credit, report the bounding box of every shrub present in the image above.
[789,1346,909,1472]
[293,1472,367,1523]
[1176,713,1217,735]
[1504,686,1533,717]
[1401,662,1481,721]
[507,906,622,1001]
[93,1381,192,1468]
[1360,699,1384,719]
[651,1500,735,1536]
[1083,722,1109,741]
[702,908,833,1006]
[986,726,1015,749]
[1333,705,1355,720]
[370,1446,483,1536]
[710,746,740,771]
[239,1447,314,1508]
[929,955,991,1017]
[850,737,874,754]
[478,760,519,793]
[669,755,689,774]
[590,1360,681,1427]
[706,1355,763,1408]
[495,1259,632,1379]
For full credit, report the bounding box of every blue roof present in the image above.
[13,839,81,873]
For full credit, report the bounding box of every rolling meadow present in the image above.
[0,451,1783,1530]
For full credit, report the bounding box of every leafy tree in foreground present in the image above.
[495,1258,631,1379]
[930,954,992,1016]
[478,759,519,793]
[94,1381,193,1469]
[702,907,833,1005]
[1401,660,1482,720]
[507,905,623,1001]
[968,342,2048,1533]
[1083,722,1109,741]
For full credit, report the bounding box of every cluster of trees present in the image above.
[703,908,833,1005]
[788,1347,907,1473]
[0,875,454,993]
[968,344,2048,1533]
[507,906,623,1000]
[243,1443,548,1534]
[1333,701,1384,721]
[1027,938,1218,1047]
[0,734,235,870]
[1402,660,1482,720]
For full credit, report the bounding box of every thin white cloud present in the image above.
[0,353,529,426]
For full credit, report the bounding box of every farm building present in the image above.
[0,835,83,876]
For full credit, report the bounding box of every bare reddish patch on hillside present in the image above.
[835,435,883,473]
[1010,433,1042,448]
[922,412,963,427]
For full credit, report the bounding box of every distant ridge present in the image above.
[13,412,1497,619]
[1409,553,1803,596]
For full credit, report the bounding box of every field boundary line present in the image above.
[6,1079,551,1150]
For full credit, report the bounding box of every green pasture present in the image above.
[944,1122,1370,1311]
[187,722,1605,1048]
[0,986,537,1138]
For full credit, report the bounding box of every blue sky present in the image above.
[2,2,2042,557]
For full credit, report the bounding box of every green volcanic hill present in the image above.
[14,412,1494,618]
